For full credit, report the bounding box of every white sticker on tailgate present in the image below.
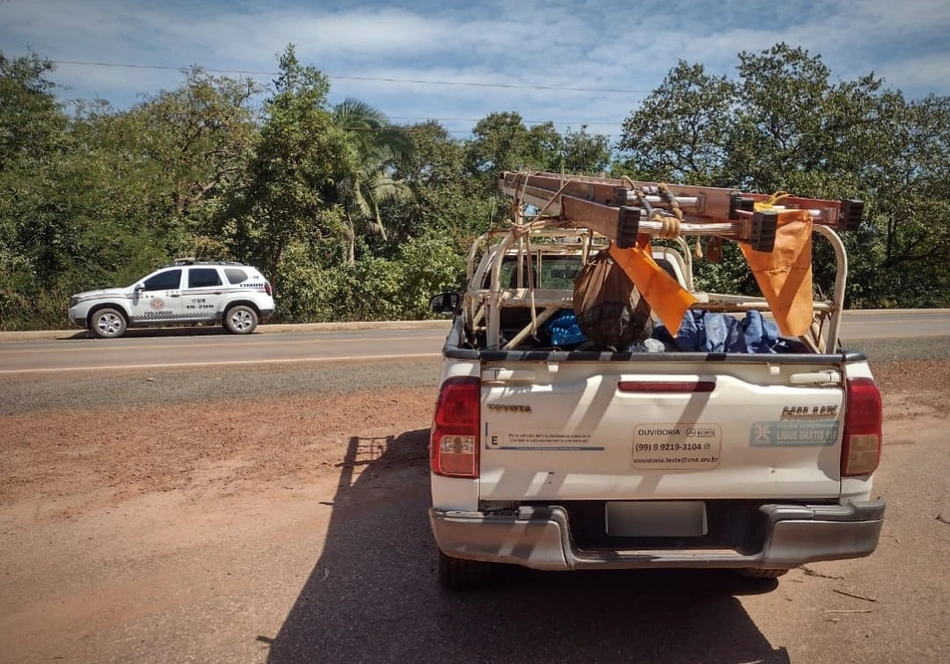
[632,424,721,470]
[496,432,603,451]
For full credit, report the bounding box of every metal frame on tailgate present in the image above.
[463,219,848,354]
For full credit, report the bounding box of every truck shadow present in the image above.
[265,431,790,664]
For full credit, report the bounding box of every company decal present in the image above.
[750,420,839,447]
[632,424,721,470]
[185,297,215,311]
[150,297,165,311]
[780,404,838,419]
[488,432,601,451]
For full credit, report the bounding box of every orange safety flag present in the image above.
[609,238,697,334]
[739,209,814,337]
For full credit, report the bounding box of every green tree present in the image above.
[330,98,415,263]
[617,60,735,184]
[466,111,613,190]
[617,44,950,307]
[388,121,499,251]
[0,51,66,172]
[0,51,73,328]
[560,125,611,174]
[134,68,261,221]
[223,45,352,281]
[71,69,261,259]
[466,112,541,192]
[397,120,466,189]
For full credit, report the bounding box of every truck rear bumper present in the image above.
[429,500,885,571]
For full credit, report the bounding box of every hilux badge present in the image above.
[781,405,838,419]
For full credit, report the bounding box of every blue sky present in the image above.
[2,0,949,139]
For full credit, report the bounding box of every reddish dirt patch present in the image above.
[1,360,946,522]
[873,360,950,422]
[0,388,435,518]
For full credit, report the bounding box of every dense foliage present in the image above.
[1,43,948,330]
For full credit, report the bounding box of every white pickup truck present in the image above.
[427,220,884,589]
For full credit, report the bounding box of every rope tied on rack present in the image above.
[652,182,684,239]
[756,191,792,210]
[652,211,682,238]
[657,183,683,219]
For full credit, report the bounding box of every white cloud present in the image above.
[876,52,950,94]
[1,0,948,136]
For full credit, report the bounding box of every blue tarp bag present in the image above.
[542,310,588,346]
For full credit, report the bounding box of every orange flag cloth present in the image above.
[609,238,697,335]
[739,209,814,337]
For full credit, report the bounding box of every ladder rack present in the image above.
[498,171,864,252]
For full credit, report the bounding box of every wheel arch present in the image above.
[223,299,261,316]
[87,301,131,325]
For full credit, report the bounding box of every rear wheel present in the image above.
[223,305,258,334]
[437,550,498,590]
[737,567,790,579]
[89,308,127,339]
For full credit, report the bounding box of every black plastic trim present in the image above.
[443,343,868,365]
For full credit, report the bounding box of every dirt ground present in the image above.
[0,387,434,518]
[0,359,945,525]
[1,359,949,664]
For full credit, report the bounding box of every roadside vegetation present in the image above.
[1,43,948,330]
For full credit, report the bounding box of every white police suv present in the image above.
[68,259,275,338]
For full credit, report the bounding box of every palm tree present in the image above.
[331,98,415,263]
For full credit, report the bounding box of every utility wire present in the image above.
[49,59,632,136]
[50,59,649,95]
[387,115,622,127]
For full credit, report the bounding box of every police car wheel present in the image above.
[89,308,127,339]
[223,305,258,334]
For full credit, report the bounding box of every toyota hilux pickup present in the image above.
[426,174,884,589]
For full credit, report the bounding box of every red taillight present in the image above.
[841,377,883,477]
[430,376,480,478]
[265,281,272,296]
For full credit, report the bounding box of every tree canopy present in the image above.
[617,43,950,306]
[1,42,948,330]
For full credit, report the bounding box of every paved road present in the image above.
[2,310,950,374]
[0,327,445,374]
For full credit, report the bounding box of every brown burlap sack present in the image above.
[573,249,653,350]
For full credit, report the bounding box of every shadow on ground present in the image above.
[265,430,790,664]
[61,325,231,340]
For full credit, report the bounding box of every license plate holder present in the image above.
[605,501,708,537]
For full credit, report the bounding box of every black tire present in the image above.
[437,550,497,590]
[89,307,128,339]
[223,304,258,334]
[737,567,790,579]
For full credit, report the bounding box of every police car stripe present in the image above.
[132,311,212,321]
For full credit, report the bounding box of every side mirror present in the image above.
[134,284,144,292]
[429,292,460,316]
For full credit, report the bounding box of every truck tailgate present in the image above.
[479,361,844,501]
